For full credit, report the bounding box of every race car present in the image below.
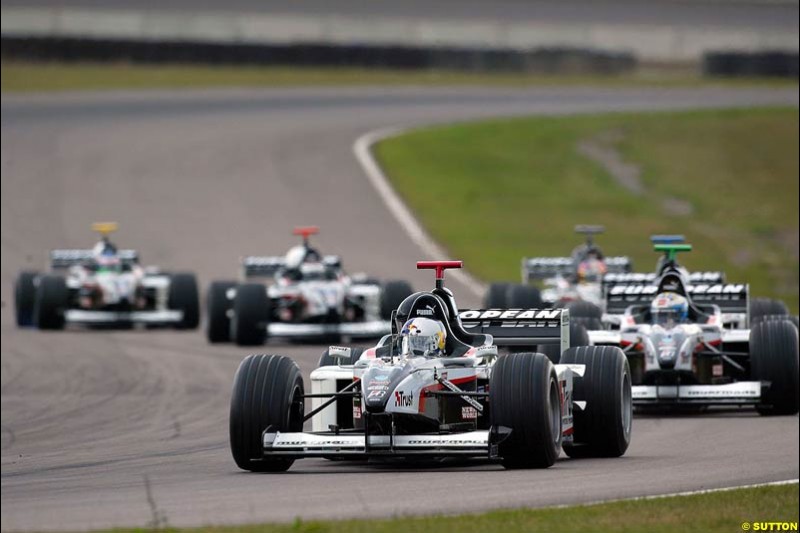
[483,225,633,327]
[14,222,199,330]
[229,260,632,472]
[587,243,798,414]
[206,226,413,345]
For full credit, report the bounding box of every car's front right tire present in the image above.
[229,354,304,472]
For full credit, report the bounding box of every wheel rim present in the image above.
[549,377,561,444]
[621,371,632,437]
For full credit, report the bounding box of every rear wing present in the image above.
[241,254,342,279]
[605,283,748,314]
[458,308,569,353]
[521,256,632,283]
[604,271,725,285]
[50,249,139,270]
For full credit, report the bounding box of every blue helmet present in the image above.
[651,292,688,327]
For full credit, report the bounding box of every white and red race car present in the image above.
[229,260,632,472]
[206,226,413,345]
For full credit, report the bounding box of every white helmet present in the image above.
[400,317,447,357]
[284,245,307,269]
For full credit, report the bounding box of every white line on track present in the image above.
[554,478,800,510]
[353,127,486,299]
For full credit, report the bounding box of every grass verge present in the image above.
[100,483,798,533]
[375,107,799,312]
[1,61,798,93]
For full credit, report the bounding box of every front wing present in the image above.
[263,430,492,458]
[65,309,183,325]
[268,319,390,339]
[633,381,761,406]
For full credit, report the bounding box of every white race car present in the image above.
[14,223,199,329]
[206,226,413,345]
[588,245,798,414]
[229,260,632,472]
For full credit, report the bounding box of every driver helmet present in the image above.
[400,317,446,357]
[577,257,607,283]
[95,252,121,272]
[651,292,689,327]
[284,245,307,269]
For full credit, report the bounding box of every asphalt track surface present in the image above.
[2,86,799,531]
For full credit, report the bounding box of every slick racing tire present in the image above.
[564,300,603,330]
[15,270,38,327]
[506,284,543,309]
[561,346,632,458]
[491,352,562,469]
[484,282,510,308]
[232,283,270,346]
[34,275,68,330]
[380,280,414,320]
[230,354,304,472]
[168,273,200,330]
[750,319,799,416]
[757,314,799,330]
[207,280,237,343]
[538,322,590,364]
[750,298,790,325]
[318,347,364,367]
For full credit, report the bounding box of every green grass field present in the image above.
[375,107,799,312]
[2,61,798,93]
[98,483,798,533]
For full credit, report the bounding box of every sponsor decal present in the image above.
[713,364,724,377]
[394,390,413,407]
[459,309,562,320]
[328,346,352,358]
[461,406,478,420]
[353,406,362,419]
[608,284,745,297]
[415,305,435,317]
[367,389,384,400]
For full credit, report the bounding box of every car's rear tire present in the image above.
[564,300,604,331]
[168,272,200,329]
[561,346,632,458]
[506,284,543,308]
[380,280,414,320]
[232,284,270,346]
[491,352,562,469]
[538,322,590,364]
[229,354,304,472]
[34,275,68,330]
[484,282,510,308]
[207,280,237,343]
[750,319,799,416]
[318,347,364,367]
[755,314,798,330]
[15,271,38,327]
[750,297,789,325]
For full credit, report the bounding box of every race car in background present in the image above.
[586,243,798,414]
[229,260,632,472]
[206,226,413,345]
[14,223,199,330]
[483,225,633,328]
